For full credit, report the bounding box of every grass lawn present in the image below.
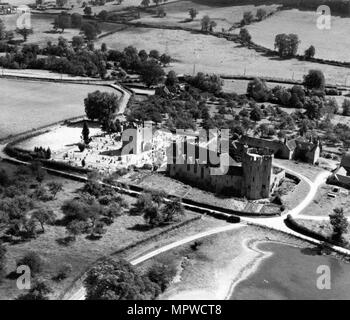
[0,78,119,139]
[0,161,209,300]
[301,184,350,217]
[294,218,350,249]
[247,9,350,66]
[97,26,350,86]
[120,171,248,211]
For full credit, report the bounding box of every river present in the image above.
[232,242,350,300]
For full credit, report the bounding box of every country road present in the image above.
[67,224,245,300]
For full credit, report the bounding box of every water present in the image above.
[232,243,350,300]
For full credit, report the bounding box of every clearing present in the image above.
[0,78,119,139]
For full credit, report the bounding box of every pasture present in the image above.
[0,78,118,139]
[137,1,280,32]
[98,26,350,86]
[247,9,350,63]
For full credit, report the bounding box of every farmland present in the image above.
[97,26,350,85]
[0,78,118,139]
[247,9,350,63]
[136,1,280,31]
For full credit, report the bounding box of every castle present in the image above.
[166,137,285,200]
[235,135,321,165]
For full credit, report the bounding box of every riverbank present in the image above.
[138,225,349,300]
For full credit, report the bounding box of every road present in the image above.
[67,224,245,300]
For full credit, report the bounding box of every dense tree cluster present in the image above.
[84,258,176,300]
[61,176,128,241]
[274,33,300,57]
[131,191,184,228]
[0,164,60,242]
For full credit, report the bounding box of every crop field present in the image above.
[99,26,350,86]
[247,9,350,63]
[0,79,119,139]
[137,1,280,32]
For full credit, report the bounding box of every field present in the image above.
[300,184,350,217]
[1,13,124,45]
[247,9,350,65]
[136,1,280,31]
[0,78,118,139]
[98,26,350,86]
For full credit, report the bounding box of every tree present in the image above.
[0,243,6,282]
[101,42,107,52]
[81,22,100,41]
[256,8,267,21]
[165,70,178,87]
[149,49,160,60]
[138,49,148,61]
[188,8,198,21]
[159,53,171,66]
[54,263,72,281]
[242,11,254,25]
[147,262,176,292]
[209,20,217,32]
[304,45,316,59]
[247,78,270,102]
[56,0,68,7]
[152,0,162,6]
[71,13,83,28]
[72,35,84,49]
[161,198,184,223]
[201,15,211,32]
[47,181,63,198]
[304,96,324,120]
[32,207,55,232]
[16,27,33,42]
[83,6,92,16]
[239,28,251,43]
[82,121,90,145]
[342,99,350,116]
[303,69,325,91]
[66,220,86,241]
[84,258,160,300]
[84,91,120,130]
[17,252,43,275]
[98,10,108,21]
[141,0,150,7]
[54,12,71,33]
[0,19,6,40]
[274,33,300,57]
[140,60,165,87]
[17,280,52,300]
[329,207,349,244]
[250,106,263,122]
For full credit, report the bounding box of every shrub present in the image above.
[17,252,44,275]
[54,263,72,281]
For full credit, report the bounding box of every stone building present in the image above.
[235,135,321,165]
[166,139,285,200]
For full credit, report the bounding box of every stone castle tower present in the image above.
[242,146,273,200]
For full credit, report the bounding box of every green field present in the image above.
[247,9,350,64]
[0,79,118,139]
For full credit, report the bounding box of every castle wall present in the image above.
[239,136,292,159]
[242,148,273,200]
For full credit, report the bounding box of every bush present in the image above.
[54,263,72,281]
[17,252,44,275]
